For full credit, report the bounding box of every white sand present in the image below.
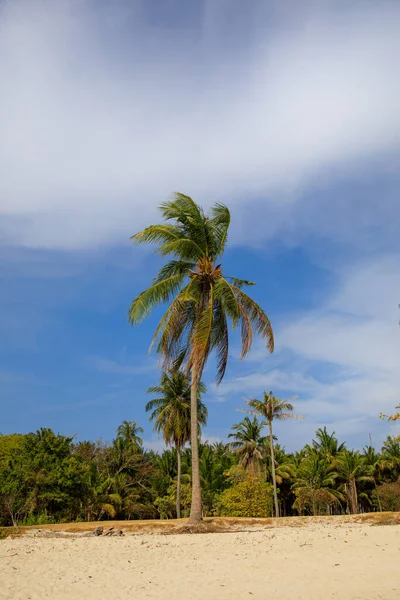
[0,523,399,600]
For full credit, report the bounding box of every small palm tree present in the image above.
[247,391,301,517]
[129,194,274,523]
[292,453,341,516]
[116,421,144,450]
[380,436,400,479]
[362,444,382,511]
[334,450,372,514]
[146,370,207,518]
[228,417,266,475]
[311,427,345,460]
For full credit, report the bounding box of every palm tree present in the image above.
[247,391,301,517]
[129,194,274,523]
[292,453,341,516]
[264,444,295,516]
[228,417,266,475]
[146,370,207,518]
[311,427,345,460]
[380,436,400,479]
[116,421,144,450]
[362,444,382,511]
[334,450,372,514]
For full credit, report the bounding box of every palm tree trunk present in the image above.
[350,478,358,514]
[188,367,202,524]
[176,444,181,519]
[269,421,280,517]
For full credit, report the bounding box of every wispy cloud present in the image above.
[215,254,400,448]
[0,0,399,249]
[87,355,158,376]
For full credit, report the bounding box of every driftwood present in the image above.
[26,526,124,539]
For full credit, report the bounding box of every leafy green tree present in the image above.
[128,194,274,523]
[372,479,400,512]
[0,429,89,525]
[247,391,301,517]
[218,466,273,517]
[146,370,207,517]
[199,443,234,516]
[228,417,266,475]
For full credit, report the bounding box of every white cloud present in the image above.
[87,355,158,376]
[201,434,222,446]
[142,437,166,453]
[0,0,399,249]
[215,254,400,448]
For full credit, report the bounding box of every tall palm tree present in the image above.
[129,194,274,523]
[247,391,301,517]
[264,444,295,516]
[146,370,207,518]
[228,417,266,475]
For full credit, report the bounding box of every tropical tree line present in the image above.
[1,412,399,527]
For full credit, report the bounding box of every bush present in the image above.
[372,480,400,512]
[292,488,339,516]
[21,513,56,526]
[154,496,175,519]
[217,467,273,518]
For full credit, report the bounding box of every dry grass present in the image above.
[1,512,399,539]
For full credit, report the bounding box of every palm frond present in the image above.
[128,274,186,325]
[231,286,274,353]
[209,202,230,257]
[131,224,181,246]
[225,276,255,288]
[153,260,196,283]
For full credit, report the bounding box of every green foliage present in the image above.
[128,194,274,383]
[146,370,207,448]
[292,453,341,516]
[228,417,266,474]
[154,496,176,519]
[0,422,399,526]
[372,480,400,512]
[217,467,273,518]
[21,513,56,526]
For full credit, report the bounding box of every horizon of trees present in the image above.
[1,417,399,528]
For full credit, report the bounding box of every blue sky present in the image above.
[0,0,399,451]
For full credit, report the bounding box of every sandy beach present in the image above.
[1,519,399,600]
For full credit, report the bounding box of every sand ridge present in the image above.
[1,520,399,599]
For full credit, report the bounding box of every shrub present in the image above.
[292,488,339,516]
[372,480,400,512]
[154,496,175,519]
[217,467,273,517]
